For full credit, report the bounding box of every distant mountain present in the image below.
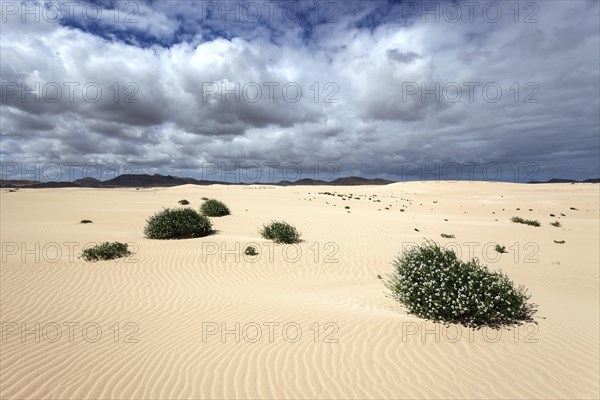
[330,176,395,186]
[73,177,103,187]
[9,174,597,188]
[275,176,394,186]
[528,178,600,184]
[1,174,395,188]
[31,182,79,188]
[0,180,39,188]
[101,174,226,187]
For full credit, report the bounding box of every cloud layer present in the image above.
[1,0,599,182]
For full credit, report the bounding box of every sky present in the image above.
[1,0,599,183]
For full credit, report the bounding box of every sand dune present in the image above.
[1,182,598,399]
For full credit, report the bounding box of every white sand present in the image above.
[1,182,598,399]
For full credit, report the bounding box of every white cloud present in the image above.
[1,0,598,181]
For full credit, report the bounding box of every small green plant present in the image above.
[201,197,209,200]
[377,274,383,279]
[81,242,131,261]
[511,216,541,227]
[550,221,561,227]
[440,233,455,239]
[80,219,93,224]
[495,244,507,253]
[244,246,258,256]
[344,206,350,209]
[260,221,301,244]
[554,240,566,244]
[178,199,190,205]
[144,208,212,239]
[200,199,230,217]
[386,241,536,328]
[570,207,578,211]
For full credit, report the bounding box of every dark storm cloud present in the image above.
[386,49,422,64]
[0,0,598,181]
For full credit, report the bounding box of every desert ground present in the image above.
[1,182,598,399]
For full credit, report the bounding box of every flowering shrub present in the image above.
[386,242,536,328]
[145,208,212,239]
[200,199,230,217]
[81,242,130,261]
[260,221,301,244]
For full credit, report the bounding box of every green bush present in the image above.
[244,246,258,256]
[178,199,190,205]
[550,221,561,227]
[260,221,301,244]
[144,208,212,239]
[386,242,536,328]
[495,244,507,253]
[200,199,230,217]
[440,233,455,238]
[511,216,541,227]
[81,242,131,261]
[80,219,93,224]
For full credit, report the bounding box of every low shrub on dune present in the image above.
[144,208,212,239]
[81,242,131,261]
[260,221,301,244]
[511,216,541,227]
[200,199,230,217]
[244,246,258,256]
[386,241,536,328]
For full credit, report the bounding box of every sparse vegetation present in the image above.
[495,244,507,254]
[550,221,561,227]
[80,219,93,224]
[144,208,212,239]
[200,199,230,217]
[511,216,541,227]
[178,199,190,205]
[260,221,301,244]
[440,233,455,239]
[244,246,258,256]
[81,242,131,261]
[386,241,536,328]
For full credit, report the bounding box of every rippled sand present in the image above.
[1,182,598,399]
